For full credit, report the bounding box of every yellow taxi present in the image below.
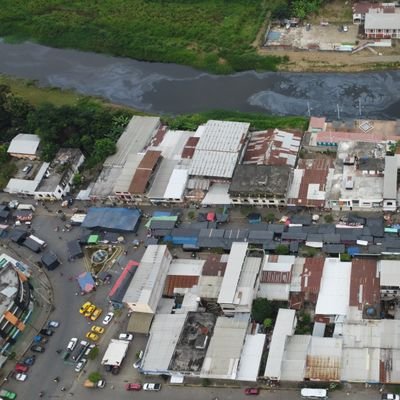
[84,304,96,318]
[79,301,92,315]
[90,308,103,321]
[86,332,99,342]
[91,326,105,334]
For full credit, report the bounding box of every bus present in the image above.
[29,234,47,248]
[301,388,328,399]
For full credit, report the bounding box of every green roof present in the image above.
[88,235,99,244]
[145,215,178,228]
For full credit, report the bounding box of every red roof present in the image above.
[288,158,333,208]
[163,275,199,297]
[316,130,400,144]
[108,260,139,298]
[202,254,227,276]
[206,212,216,222]
[308,117,326,131]
[301,257,324,303]
[181,136,199,159]
[349,259,379,309]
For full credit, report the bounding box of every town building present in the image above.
[7,133,40,160]
[5,148,84,200]
[365,12,400,39]
[0,254,32,363]
[352,2,395,24]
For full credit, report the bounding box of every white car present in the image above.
[67,337,78,352]
[84,344,96,357]
[15,373,27,382]
[102,312,114,325]
[118,333,133,341]
[74,358,87,373]
[48,320,60,328]
[143,383,161,391]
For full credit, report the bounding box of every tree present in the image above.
[93,138,116,160]
[88,371,102,383]
[87,346,99,360]
[263,318,273,329]
[275,244,289,255]
[252,298,281,323]
[72,173,82,186]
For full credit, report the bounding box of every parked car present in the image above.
[84,304,96,318]
[143,383,161,391]
[23,355,36,366]
[40,328,54,336]
[79,301,92,314]
[245,388,260,395]
[126,383,142,391]
[102,312,114,325]
[382,394,400,400]
[91,326,104,334]
[118,333,133,341]
[22,164,33,174]
[48,320,60,328]
[86,332,99,342]
[343,25,348,32]
[15,363,28,373]
[15,373,27,382]
[84,344,96,357]
[74,358,87,373]
[67,337,78,352]
[30,345,45,353]
[90,308,102,321]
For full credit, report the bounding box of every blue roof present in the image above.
[77,272,95,293]
[82,207,141,232]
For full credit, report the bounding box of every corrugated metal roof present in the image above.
[383,156,398,199]
[237,334,266,381]
[280,334,310,381]
[379,259,400,286]
[218,243,248,305]
[7,133,40,155]
[163,168,188,200]
[365,12,400,30]
[200,316,248,379]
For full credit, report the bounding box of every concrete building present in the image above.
[378,260,400,301]
[217,243,262,316]
[353,2,395,24]
[7,134,40,160]
[365,12,400,39]
[0,254,32,359]
[5,148,84,200]
[327,141,386,210]
[229,165,291,206]
[383,155,398,211]
[123,245,172,333]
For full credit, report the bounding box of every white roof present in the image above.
[383,156,398,199]
[258,283,290,301]
[198,275,223,299]
[379,259,400,287]
[113,153,144,193]
[189,120,249,178]
[104,116,160,167]
[7,134,40,155]
[280,335,311,381]
[147,159,179,199]
[315,258,351,316]
[236,334,266,381]
[123,245,170,310]
[264,309,296,379]
[101,339,129,366]
[141,313,186,373]
[163,168,188,200]
[168,259,205,276]
[201,183,232,205]
[262,255,294,272]
[365,12,400,30]
[200,316,248,379]
[341,347,380,382]
[149,129,194,159]
[218,242,248,304]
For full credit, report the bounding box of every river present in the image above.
[1,40,400,119]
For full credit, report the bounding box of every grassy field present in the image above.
[0,0,286,73]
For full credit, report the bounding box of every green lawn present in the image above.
[0,0,286,73]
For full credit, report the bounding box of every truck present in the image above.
[83,379,106,389]
[101,339,130,371]
[29,234,47,248]
[17,204,36,212]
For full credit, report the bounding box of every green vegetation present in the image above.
[87,346,99,361]
[324,214,334,223]
[0,0,290,74]
[88,371,101,383]
[165,110,308,132]
[340,253,352,262]
[295,311,313,334]
[251,298,286,323]
[264,212,275,223]
[275,244,290,255]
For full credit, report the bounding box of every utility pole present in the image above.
[307,101,311,117]
[337,103,341,120]
[359,98,362,116]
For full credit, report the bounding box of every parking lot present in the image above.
[265,24,359,51]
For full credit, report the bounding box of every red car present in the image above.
[125,383,142,391]
[15,363,29,373]
[245,388,260,395]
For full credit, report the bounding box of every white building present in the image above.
[378,260,400,300]
[123,245,171,322]
[7,133,40,160]
[217,242,262,315]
